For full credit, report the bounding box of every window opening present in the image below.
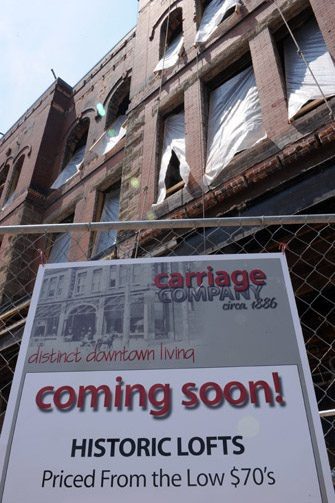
[154,111,190,205]
[0,164,9,203]
[283,18,335,120]
[2,156,24,209]
[93,186,120,256]
[51,118,89,189]
[204,66,266,186]
[91,81,130,157]
[195,0,242,45]
[165,151,183,195]
[154,8,184,73]
[48,215,74,263]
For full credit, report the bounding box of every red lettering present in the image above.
[169,272,183,288]
[199,382,222,406]
[77,385,112,410]
[181,382,198,407]
[35,386,54,410]
[231,270,249,292]
[53,386,76,410]
[250,269,266,285]
[215,271,231,287]
[148,383,171,417]
[223,381,248,405]
[185,272,197,288]
[154,273,168,289]
[249,380,273,405]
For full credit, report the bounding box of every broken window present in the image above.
[195,0,242,45]
[284,18,335,120]
[154,8,184,73]
[155,111,190,205]
[204,66,266,186]
[51,118,89,189]
[2,156,24,209]
[93,186,120,256]
[92,80,130,156]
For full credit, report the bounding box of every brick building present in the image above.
[0,0,334,451]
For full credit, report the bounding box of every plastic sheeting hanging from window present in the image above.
[154,112,190,205]
[195,0,241,45]
[2,191,17,211]
[284,19,335,120]
[48,233,72,263]
[50,145,86,190]
[204,67,266,186]
[94,188,120,256]
[93,115,127,157]
[154,34,184,73]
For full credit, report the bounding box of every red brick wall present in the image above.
[310,0,335,61]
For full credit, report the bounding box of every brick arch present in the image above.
[149,0,182,41]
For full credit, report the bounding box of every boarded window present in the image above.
[204,66,266,186]
[284,18,335,120]
[94,187,120,256]
[48,232,72,263]
[48,215,74,263]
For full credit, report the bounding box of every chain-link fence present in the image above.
[0,215,334,477]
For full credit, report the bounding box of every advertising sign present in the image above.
[0,254,333,502]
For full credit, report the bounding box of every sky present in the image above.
[0,0,139,135]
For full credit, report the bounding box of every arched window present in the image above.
[0,163,9,203]
[92,79,130,157]
[154,8,184,73]
[106,78,131,129]
[51,118,90,189]
[3,155,24,208]
[195,0,242,45]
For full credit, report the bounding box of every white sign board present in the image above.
[0,255,333,502]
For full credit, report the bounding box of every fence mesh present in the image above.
[0,216,334,478]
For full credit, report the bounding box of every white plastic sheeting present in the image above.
[155,112,190,205]
[154,34,184,73]
[48,233,71,263]
[93,115,127,156]
[284,19,335,120]
[51,145,86,189]
[204,67,266,186]
[94,188,120,255]
[2,191,17,211]
[195,0,241,45]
